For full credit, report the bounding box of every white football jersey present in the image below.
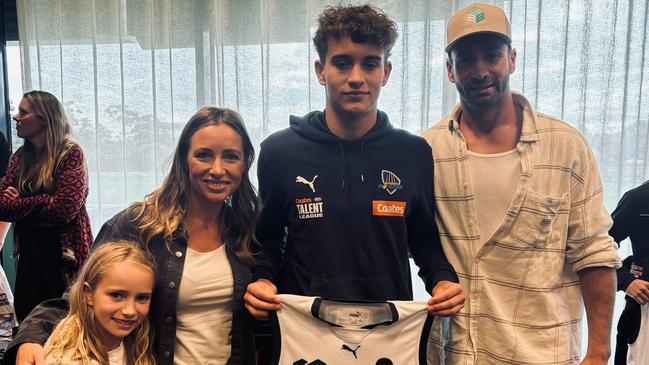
[628,304,649,365]
[271,294,433,365]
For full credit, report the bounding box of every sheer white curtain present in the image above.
[14,0,649,359]
[14,0,462,229]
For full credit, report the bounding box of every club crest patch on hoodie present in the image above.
[378,170,403,195]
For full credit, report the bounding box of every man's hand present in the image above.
[244,279,281,319]
[16,342,45,365]
[578,267,615,365]
[427,280,465,316]
[579,354,608,365]
[626,279,649,305]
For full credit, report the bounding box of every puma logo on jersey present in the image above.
[296,175,318,192]
[341,344,361,359]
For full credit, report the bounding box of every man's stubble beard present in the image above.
[459,74,510,110]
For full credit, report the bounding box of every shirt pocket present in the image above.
[509,191,568,248]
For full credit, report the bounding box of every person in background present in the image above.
[422,3,620,364]
[0,130,14,360]
[4,106,259,365]
[609,181,649,364]
[0,131,13,244]
[0,90,91,322]
[43,241,156,365]
[0,131,11,187]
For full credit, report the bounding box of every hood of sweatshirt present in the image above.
[288,110,393,143]
[288,110,393,188]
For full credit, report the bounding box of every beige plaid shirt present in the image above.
[422,93,621,365]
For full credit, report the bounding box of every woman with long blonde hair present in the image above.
[8,106,259,365]
[0,90,92,321]
[44,240,156,365]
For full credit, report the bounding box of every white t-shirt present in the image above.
[468,148,521,250]
[272,294,432,365]
[174,245,233,365]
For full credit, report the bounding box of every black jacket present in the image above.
[610,180,649,291]
[253,110,457,301]
[3,208,256,365]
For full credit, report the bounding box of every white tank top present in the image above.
[468,148,521,250]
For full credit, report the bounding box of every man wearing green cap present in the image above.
[422,3,621,364]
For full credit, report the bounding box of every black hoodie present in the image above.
[253,110,458,301]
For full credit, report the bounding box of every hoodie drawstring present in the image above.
[339,139,367,188]
[338,141,346,189]
[360,138,365,183]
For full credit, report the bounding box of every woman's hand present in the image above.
[3,186,19,200]
[16,342,45,365]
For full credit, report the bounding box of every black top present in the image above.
[253,110,457,301]
[609,180,649,291]
[0,132,10,177]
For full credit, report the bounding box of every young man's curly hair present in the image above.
[313,4,398,62]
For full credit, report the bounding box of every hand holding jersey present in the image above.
[245,279,465,320]
[626,279,649,305]
[428,280,465,316]
[244,279,281,319]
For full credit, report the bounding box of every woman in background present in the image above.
[0,90,92,321]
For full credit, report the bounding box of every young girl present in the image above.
[43,241,156,365]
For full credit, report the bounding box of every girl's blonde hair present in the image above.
[16,90,71,195]
[44,241,156,365]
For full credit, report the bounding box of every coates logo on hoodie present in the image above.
[372,200,406,217]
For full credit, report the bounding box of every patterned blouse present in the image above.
[0,141,91,270]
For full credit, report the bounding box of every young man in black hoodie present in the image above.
[244,4,464,320]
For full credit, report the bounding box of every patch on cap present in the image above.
[445,2,512,52]
[467,7,486,24]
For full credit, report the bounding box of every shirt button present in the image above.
[165,316,174,323]
[168,281,176,288]
[175,251,183,257]
[163,351,171,358]
[233,341,240,348]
